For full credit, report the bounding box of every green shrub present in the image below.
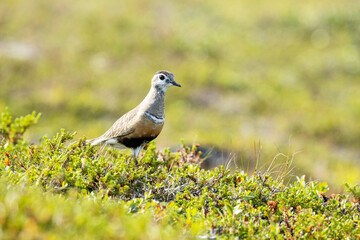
[0,108,359,239]
[0,107,41,144]
[0,181,183,240]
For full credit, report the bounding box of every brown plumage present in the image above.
[88,70,181,163]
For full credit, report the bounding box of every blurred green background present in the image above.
[1,0,360,191]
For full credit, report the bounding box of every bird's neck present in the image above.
[139,87,165,118]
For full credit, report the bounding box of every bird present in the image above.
[88,70,181,164]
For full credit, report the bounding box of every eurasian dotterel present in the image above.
[88,70,181,163]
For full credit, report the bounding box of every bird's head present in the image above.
[152,70,181,92]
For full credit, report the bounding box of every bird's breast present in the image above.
[132,116,164,139]
[115,112,164,149]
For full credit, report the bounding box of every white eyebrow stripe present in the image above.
[145,111,164,124]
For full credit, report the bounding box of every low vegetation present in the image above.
[1,109,359,239]
[1,0,360,189]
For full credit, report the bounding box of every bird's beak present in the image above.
[172,80,181,87]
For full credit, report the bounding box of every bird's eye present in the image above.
[159,75,165,80]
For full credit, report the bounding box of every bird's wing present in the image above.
[101,107,139,140]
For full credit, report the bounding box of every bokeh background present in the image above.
[1,0,360,191]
